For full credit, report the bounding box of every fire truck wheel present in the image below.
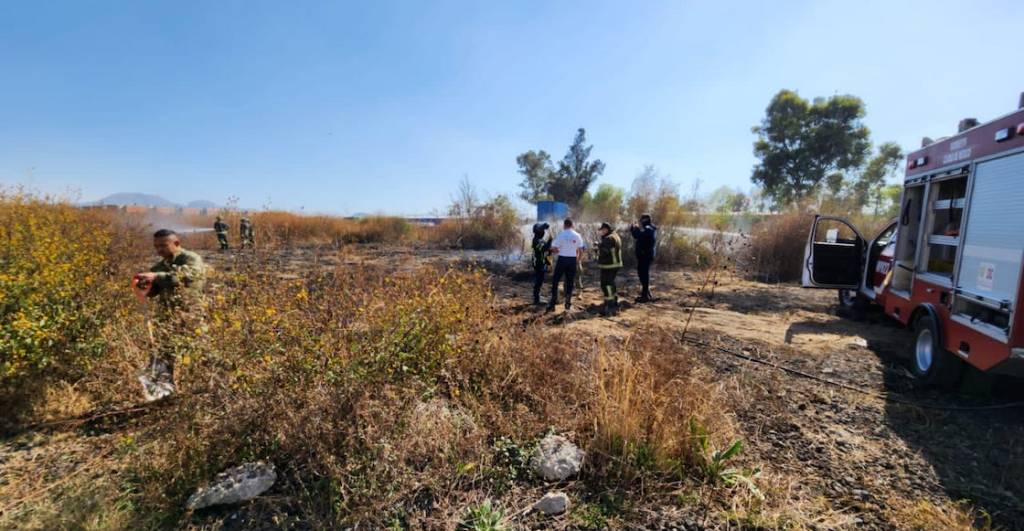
[911,314,963,389]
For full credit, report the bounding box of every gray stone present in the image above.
[531,434,584,482]
[138,373,174,402]
[532,491,569,516]
[186,461,276,510]
[138,358,175,402]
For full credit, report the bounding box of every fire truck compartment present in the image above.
[953,150,1024,335]
[891,185,925,294]
[923,173,967,278]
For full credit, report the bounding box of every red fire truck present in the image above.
[803,93,1024,388]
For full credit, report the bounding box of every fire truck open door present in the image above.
[802,215,865,289]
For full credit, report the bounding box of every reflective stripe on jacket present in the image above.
[597,233,623,269]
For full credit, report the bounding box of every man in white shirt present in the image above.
[547,218,585,312]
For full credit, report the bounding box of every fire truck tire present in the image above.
[910,314,963,390]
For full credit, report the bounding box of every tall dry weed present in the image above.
[253,212,415,247]
[740,211,813,283]
[179,210,417,249]
[740,199,895,283]
[588,332,733,482]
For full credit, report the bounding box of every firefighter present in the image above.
[547,218,585,312]
[596,222,623,315]
[630,213,657,303]
[214,215,229,250]
[530,222,553,305]
[133,229,208,400]
[240,215,255,249]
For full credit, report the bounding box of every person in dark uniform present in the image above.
[596,222,623,315]
[630,213,657,303]
[214,216,229,250]
[530,222,553,305]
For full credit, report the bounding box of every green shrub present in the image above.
[434,194,521,250]
[0,192,126,384]
[459,500,508,531]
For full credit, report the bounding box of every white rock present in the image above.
[531,434,584,482]
[139,358,175,402]
[138,374,174,402]
[532,491,570,516]
[186,461,276,510]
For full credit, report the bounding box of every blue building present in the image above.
[536,200,569,222]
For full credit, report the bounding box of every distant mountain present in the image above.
[91,193,178,207]
[86,194,220,209]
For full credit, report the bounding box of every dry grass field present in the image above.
[2,193,1020,530]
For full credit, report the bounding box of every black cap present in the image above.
[599,222,613,232]
[532,222,549,234]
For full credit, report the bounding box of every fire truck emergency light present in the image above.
[1017,123,1024,137]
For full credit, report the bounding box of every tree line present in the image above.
[516,128,607,208]
[751,90,904,215]
[513,89,906,223]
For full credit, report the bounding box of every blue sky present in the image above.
[2,1,1022,215]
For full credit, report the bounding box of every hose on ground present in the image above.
[680,334,1024,412]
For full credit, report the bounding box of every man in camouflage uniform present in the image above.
[134,229,208,400]
[214,215,229,250]
[239,215,254,249]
